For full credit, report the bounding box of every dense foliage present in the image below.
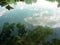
[0,0,60,10]
[0,0,37,10]
[0,23,60,45]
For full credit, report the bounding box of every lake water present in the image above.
[0,8,60,40]
[0,0,60,40]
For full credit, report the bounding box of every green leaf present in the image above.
[6,5,13,10]
[0,1,8,7]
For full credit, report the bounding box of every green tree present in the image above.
[0,23,52,45]
[0,23,27,45]
[50,39,60,45]
[42,38,60,45]
[0,23,15,45]
[16,23,27,37]
[23,26,52,45]
[0,0,37,10]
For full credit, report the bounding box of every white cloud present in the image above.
[0,0,59,28]
[0,6,7,16]
[15,0,58,10]
[24,9,60,28]
[36,0,58,9]
[52,23,60,28]
[24,17,32,22]
[0,11,6,16]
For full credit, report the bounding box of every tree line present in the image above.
[0,23,60,45]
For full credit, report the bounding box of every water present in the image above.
[0,8,60,40]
